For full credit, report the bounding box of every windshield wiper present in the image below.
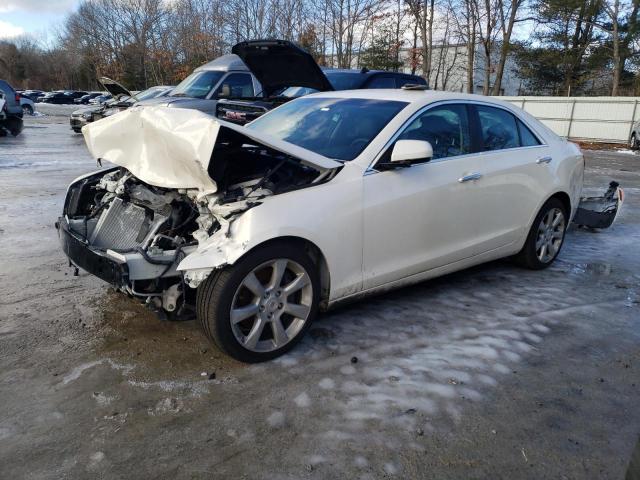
[170,93,190,97]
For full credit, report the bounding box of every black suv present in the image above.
[216,40,427,125]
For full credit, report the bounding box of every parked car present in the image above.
[75,92,104,104]
[630,120,640,150]
[21,90,46,102]
[0,79,24,136]
[216,40,428,125]
[69,84,173,133]
[88,94,112,105]
[20,95,35,115]
[41,90,89,104]
[57,88,622,362]
[137,54,259,114]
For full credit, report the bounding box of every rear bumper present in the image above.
[56,216,129,287]
[573,182,623,229]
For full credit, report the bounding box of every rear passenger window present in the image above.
[477,106,519,151]
[398,104,472,159]
[366,76,396,89]
[517,119,541,146]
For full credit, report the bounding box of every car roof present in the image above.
[322,68,418,77]
[306,89,516,107]
[195,54,249,72]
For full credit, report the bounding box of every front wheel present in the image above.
[22,104,33,116]
[631,133,639,150]
[196,242,319,362]
[514,198,567,270]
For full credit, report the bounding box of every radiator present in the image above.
[90,197,164,250]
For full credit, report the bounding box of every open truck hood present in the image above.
[231,40,333,97]
[81,105,341,192]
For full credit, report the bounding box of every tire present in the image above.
[72,128,81,134]
[514,197,568,270]
[631,133,639,150]
[22,104,33,116]
[196,241,320,363]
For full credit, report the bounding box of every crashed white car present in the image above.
[58,89,614,362]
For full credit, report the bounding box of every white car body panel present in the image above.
[80,89,584,307]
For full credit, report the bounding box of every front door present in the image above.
[362,103,486,289]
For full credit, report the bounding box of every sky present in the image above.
[0,0,80,42]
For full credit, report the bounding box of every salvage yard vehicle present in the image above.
[137,54,259,115]
[0,79,24,136]
[41,90,88,104]
[70,84,173,133]
[630,120,640,150]
[57,89,622,362]
[216,40,428,125]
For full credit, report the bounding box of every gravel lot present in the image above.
[1,113,639,479]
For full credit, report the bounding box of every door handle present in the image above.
[458,172,482,183]
[536,156,552,164]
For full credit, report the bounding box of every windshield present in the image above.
[125,87,169,104]
[170,71,223,99]
[246,97,407,161]
[277,86,319,98]
[274,72,363,98]
[136,87,168,101]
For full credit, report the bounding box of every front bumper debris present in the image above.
[56,216,129,287]
[573,181,623,229]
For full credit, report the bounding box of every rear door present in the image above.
[467,103,555,252]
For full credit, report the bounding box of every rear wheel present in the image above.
[631,133,639,150]
[22,104,33,115]
[514,198,567,269]
[196,242,319,363]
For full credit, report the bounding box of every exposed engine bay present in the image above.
[58,132,338,317]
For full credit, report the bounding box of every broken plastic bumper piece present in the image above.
[573,181,623,229]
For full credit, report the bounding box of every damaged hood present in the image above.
[82,105,341,192]
[232,40,333,97]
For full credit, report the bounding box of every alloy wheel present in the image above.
[230,258,313,352]
[535,207,565,263]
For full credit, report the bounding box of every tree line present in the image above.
[0,0,638,96]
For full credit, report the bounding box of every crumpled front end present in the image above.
[59,106,340,313]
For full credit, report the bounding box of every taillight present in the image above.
[15,93,20,102]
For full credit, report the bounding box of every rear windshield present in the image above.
[325,72,365,90]
[246,97,407,161]
[170,71,223,99]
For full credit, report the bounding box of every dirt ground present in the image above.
[1,110,639,479]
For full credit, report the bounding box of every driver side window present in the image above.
[398,104,472,160]
[214,73,254,98]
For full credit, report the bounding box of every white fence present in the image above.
[497,96,640,144]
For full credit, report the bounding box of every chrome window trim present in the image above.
[365,98,548,175]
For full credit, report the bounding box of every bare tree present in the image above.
[491,0,527,95]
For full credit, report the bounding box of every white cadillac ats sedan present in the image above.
[58,89,588,362]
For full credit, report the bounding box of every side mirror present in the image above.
[377,140,433,170]
[391,139,433,164]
